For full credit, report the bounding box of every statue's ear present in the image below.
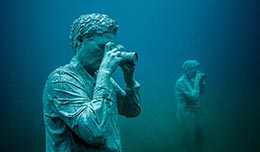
[75,35,84,49]
[77,35,83,42]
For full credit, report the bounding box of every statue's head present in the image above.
[182,60,200,78]
[69,13,119,53]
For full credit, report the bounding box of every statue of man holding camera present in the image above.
[43,13,141,152]
[175,60,206,152]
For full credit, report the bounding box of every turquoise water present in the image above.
[1,0,259,151]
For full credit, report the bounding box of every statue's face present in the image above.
[186,67,198,79]
[77,33,115,71]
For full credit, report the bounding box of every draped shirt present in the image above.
[43,57,141,152]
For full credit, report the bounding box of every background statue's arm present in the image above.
[176,78,200,101]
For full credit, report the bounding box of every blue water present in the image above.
[1,0,259,151]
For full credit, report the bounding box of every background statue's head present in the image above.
[182,60,200,78]
[69,13,119,53]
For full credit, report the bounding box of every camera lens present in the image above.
[121,52,138,65]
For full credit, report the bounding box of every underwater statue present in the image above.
[175,60,206,152]
[42,13,141,152]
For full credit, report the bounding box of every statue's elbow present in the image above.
[126,107,141,118]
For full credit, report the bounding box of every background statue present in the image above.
[175,60,206,152]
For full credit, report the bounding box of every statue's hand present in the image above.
[99,42,122,75]
[196,71,206,81]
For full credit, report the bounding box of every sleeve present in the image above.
[47,71,112,145]
[175,78,199,102]
[111,78,141,118]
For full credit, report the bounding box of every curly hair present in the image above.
[69,13,119,53]
[182,60,200,72]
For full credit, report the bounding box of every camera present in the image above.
[201,73,206,78]
[197,71,206,78]
[102,42,138,65]
[120,51,138,65]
